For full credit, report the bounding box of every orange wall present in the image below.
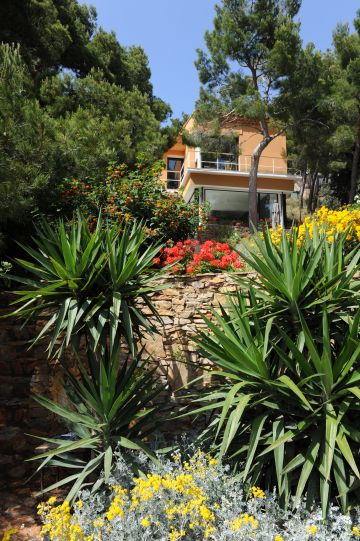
[161,117,289,183]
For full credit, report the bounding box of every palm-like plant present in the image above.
[237,227,360,341]
[192,292,360,516]
[31,350,164,500]
[6,214,168,497]
[9,214,166,356]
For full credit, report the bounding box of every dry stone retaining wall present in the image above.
[0,273,246,480]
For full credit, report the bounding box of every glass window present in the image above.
[204,189,249,224]
[259,193,279,223]
[204,189,280,226]
[167,157,184,189]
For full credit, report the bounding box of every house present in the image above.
[160,115,300,226]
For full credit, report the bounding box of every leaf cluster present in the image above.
[191,229,360,516]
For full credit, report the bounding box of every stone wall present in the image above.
[141,273,241,390]
[0,273,244,480]
[0,294,61,481]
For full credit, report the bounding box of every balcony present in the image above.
[165,149,300,190]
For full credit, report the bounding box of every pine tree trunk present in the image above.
[249,153,260,232]
[312,173,320,211]
[349,121,360,203]
[299,168,307,222]
[300,165,307,210]
[307,168,318,213]
[249,137,272,232]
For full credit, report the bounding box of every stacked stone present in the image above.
[0,273,247,478]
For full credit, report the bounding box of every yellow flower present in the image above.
[204,525,215,538]
[47,496,57,505]
[353,526,360,537]
[1,529,18,541]
[307,524,318,535]
[141,516,151,528]
[169,527,186,541]
[251,486,265,499]
[275,536,284,541]
[229,513,259,532]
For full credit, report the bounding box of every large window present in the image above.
[204,189,280,225]
[204,189,249,224]
[167,157,184,189]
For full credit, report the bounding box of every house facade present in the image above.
[160,115,300,226]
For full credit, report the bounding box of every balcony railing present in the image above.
[166,150,300,190]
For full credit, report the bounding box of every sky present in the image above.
[82,0,359,118]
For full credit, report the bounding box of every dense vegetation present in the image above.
[0,0,175,253]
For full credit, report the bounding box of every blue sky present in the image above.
[82,0,359,118]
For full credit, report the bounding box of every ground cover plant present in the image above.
[36,450,360,540]
[59,160,207,243]
[155,239,243,274]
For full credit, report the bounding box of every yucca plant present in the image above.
[8,213,166,356]
[237,227,360,342]
[191,293,360,516]
[6,213,169,497]
[31,349,164,500]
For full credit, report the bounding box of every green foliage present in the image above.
[237,227,360,339]
[59,161,205,243]
[31,350,163,500]
[0,44,58,240]
[0,0,173,252]
[193,294,360,515]
[9,214,166,357]
[189,231,360,516]
[0,0,97,77]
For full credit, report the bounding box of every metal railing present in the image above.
[186,150,291,176]
[166,151,300,190]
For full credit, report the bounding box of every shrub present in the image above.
[191,273,360,514]
[9,213,166,357]
[194,225,360,516]
[8,215,168,498]
[268,206,360,250]
[32,351,164,500]
[59,160,207,243]
[156,239,243,274]
[238,227,360,342]
[37,450,360,540]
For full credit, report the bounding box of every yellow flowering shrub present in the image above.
[37,450,360,540]
[268,206,360,248]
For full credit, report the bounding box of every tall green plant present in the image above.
[192,292,360,516]
[31,350,163,500]
[237,227,360,341]
[7,214,168,497]
[9,213,166,356]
